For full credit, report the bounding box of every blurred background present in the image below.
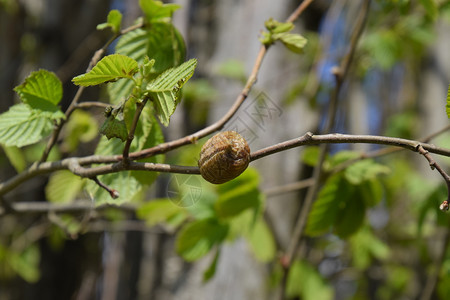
[1,0,450,299]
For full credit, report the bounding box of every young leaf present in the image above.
[305,174,350,236]
[277,33,308,53]
[147,58,197,126]
[2,146,26,172]
[350,226,390,270]
[137,199,187,227]
[72,54,138,86]
[139,0,181,22]
[147,58,197,92]
[14,69,64,119]
[45,171,84,203]
[287,260,334,300]
[0,104,54,147]
[175,218,228,261]
[108,24,186,104]
[97,9,122,33]
[245,217,276,262]
[203,249,220,282]
[99,115,128,142]
[214,168,261,219]
[62,110,98,152]
[264,18,294,34]
[151,91,177,126]
[333,195,366,238]
[345,159,390,185]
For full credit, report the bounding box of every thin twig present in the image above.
[91,176,120,199]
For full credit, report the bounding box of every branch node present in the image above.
[440,200,449,212]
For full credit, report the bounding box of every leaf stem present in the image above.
[122,98,148,160]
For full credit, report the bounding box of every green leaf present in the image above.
[345,159,390,185]
[139,0,181,22]
[97,9,122,33]
[62,110,98,152]
[203,249,220,282]
[328,150,361,168]
[147,58,197,92]
[359,179,384,207]
[147,58,197,126]
[0,104,54,147]
[14,70,64,120]
[245,217,276,262]
[287,260,334,300]
[305,174,349,236]
[446,84,450,118]
[2,146,26,172]
[99,115,128,141]
[176,218,228,261]
[277,33,308,53]
[108,24,186,104]
[333,194,366,238]
[8,244,41,283]
[302,146,321,167]
[45,171,84,203]
[419,0,439,20]
[264,18,294,33]
[350,226,390,270]
[137,199,187,227]
[72,54,138,86]
[214,168,261,219]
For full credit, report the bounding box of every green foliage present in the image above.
[245,217,276,262]
[137,199,188,228]
[97,9,122,33]
[350,226,390,270]
[0,69,66,147]
[85,105,164,205]
[175,218,229,261]
[260,18,307,53]
[99,115,128,141]
[62,110,98,152]
[45,171,84,203]
[139,0,181,22]
[0,243,40,283]
[72,54,138,86]
[0,104,54,147]
[203,249,220,282]
[360,3,435,71]
[14,70,64,119]
[306,157,389,238]
[287,260,334,300]
[146,58,197,125]
[2,146,26,172]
